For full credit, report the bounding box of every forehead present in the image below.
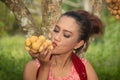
[56,16,79,32]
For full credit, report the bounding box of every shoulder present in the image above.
[81,58,98,80]
[24,59,38,70]
[23,59,39,80]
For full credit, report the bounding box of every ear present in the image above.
[74,40,84,49]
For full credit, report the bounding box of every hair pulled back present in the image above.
[61,10,104,54]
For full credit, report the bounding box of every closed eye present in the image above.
[53,29,59,33]
[53,25,59,33]
[64,34,71,38]
[63,30,72,38]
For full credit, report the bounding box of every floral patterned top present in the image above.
[36,58,87,80]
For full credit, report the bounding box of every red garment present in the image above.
[71,53,87,80]
[36,66,40,80]
[36,53,87,80]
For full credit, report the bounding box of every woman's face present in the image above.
[51,16,82,54]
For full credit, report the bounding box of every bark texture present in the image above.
[41,0,62,38]
[0,0,40,37]
[0,0,62,37]
[90,0,103,17]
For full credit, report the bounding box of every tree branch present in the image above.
[41,0,62,38]
[0,0,40,37]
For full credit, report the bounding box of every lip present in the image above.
[52,42,57,48]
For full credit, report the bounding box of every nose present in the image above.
[54,33,61,42]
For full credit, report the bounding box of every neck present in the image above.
[51,52,72,68]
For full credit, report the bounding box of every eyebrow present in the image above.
[56,24,73,34]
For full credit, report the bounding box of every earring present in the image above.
[73,49,77,53]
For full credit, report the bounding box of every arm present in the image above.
[23,59,51,80]
[24,47,52,80]
[84,59,98,80]
[37,63,50,80]
[23,60,38,80]
[37,50,52,80]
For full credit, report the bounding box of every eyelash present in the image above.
[53,28,71,38]
[64,34,70,38]
[53,29,59,33]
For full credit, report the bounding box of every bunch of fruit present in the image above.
[106,0,120,19]
[25,35,54,53]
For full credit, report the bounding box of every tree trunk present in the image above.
[90,0,103,17]
[0,0,62,38]
[41,0,62,38]
[83,0,92,12]
[0,0,40,37]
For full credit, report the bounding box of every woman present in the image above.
[23,10,104,80]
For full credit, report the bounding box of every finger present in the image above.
[45,49,52,61]
[38,49,52,62]
[29,50,39,58]
[43,49,48,56]
[40,45,49,55]
[39,48,49,59]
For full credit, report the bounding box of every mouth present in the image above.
[52,42,57,48]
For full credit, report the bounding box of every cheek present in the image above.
[57,40,77,52]
[62,40,76,48]
[63,40,73,46]
[51,32,55,40]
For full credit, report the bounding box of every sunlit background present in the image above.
[0,0,120,80]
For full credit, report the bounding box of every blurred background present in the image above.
[0,0,120,80]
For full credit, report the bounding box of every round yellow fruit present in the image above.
[31,41,40,51]
[38,35,46,42]
[25,46,30,51]
[106,0,111,3]
[115,15,120,19]
[25,38,31,47]
[25,35,54,53]
[31,49,37,53]
[39,46,44,52]
[45,39,52,46]
[49,45,54,50]
[29,36,38,43]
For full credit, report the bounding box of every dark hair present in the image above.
[61,10,104,54]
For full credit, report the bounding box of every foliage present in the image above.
[0,1,42,37]
[85,6,120,80]
[0,19,120,80]
[62,0,83,11]
[0,0,120,80]
[0,35,31,80]
[0,2,19,36]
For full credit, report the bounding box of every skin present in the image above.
[23,16,98,80]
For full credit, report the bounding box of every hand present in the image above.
[29,45,52,66]
[25,35,54,62]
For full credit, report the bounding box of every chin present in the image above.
[51,50,58,54]
[51,50,61,55]
[52,51,67,55]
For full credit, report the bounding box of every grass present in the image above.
[0,25,120,80]
[0,34,31,80]
[85,19,120,80]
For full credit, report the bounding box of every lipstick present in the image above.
[52,42,57,48]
